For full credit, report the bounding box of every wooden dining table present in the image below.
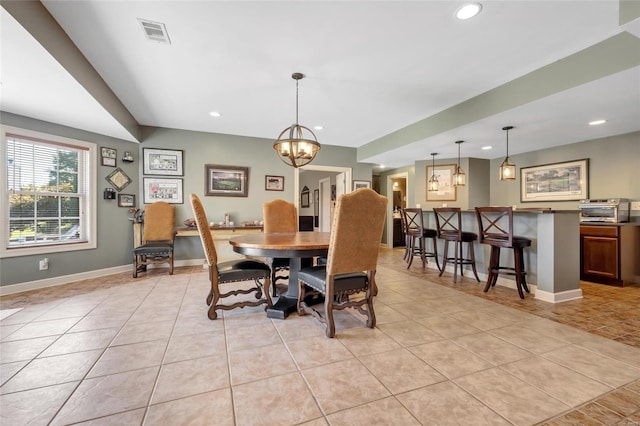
[229,232,331,319]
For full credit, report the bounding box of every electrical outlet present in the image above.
[39,258,49,270]
[631,201,640,211]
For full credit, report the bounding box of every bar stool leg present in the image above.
[419,237,427,268]
[468,241,481,282]
[406,236,415,269]
[432,237,441,271]
[452,240,459,283]
[513,247,529,298]
[484,246,499,292]
[439,239,449,277]
[458,241,464,278]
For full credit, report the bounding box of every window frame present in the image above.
[1,125,97,258]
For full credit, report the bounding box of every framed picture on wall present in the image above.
[520,159,588,202]
[117,194,135,207]
[143,148,184,176]
[143,177,183,204]
[265,175,284,191]
[205,164,248,197]
[426,163,457,201]
[100,147,117,167]
[353,180,371,190]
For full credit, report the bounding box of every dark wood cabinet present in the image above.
[393,218,404,247]
[580,224,639,286]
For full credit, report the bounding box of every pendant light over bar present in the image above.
[428,153,439,192]
[453,140,466,186]
[499,126,516,181]
[273,73,321,168]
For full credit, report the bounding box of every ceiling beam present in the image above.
[357,32,640,163]
[1,0,142,142]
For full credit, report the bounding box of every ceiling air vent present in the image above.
[138,19,171,45]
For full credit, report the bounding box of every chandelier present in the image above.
[273,73,321,168]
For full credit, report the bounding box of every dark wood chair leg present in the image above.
[419,237,427,268]
[406,236,415,269]
[431,237,441,271]
[452,240,459,283]
[439,239,448,277]
[469,241,481,282]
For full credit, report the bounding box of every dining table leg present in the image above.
[266,257,317,319]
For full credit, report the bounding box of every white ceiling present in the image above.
[1,1,639,172]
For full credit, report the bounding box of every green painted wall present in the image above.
[0,115,370,287]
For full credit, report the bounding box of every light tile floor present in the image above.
[1,248,639,425]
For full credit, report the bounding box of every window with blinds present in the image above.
[2,126,97,257]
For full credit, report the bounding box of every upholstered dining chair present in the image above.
[132,201,176,278]
[263,199,298,296]
[190,194,272,319]
[403,208,441,271]
[297,188,387,338]
[433,207,480,283]
[475,206,532,299]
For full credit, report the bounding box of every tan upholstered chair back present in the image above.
[327,188,387,276]
[142,202,175,242]
[190,194,218,267]
[263,199,298,233]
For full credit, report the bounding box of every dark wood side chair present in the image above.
[297,188,387,338]
[402,208,441,271]
[132,201,176,278]
[475,206,532,299]
[263,199,298,297]
[190,194,272,319]
[433,207,480,283]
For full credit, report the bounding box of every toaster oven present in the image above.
[578,199,629,223]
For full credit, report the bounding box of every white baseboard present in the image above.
[427,261,594,303]
[0,259,206,296]
[534,288,583,303]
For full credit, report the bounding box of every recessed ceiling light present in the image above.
[456,3,482,20]
[314,125,323,131]
[379,164,386,169]
[209,111,221,118]
[589,119,607,126]
[481,145,492,150]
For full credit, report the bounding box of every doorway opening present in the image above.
[295,165,352,232]
[386,172,409,247]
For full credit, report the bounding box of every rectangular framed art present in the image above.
[265,175,284,191]
[426,163,457,201]
[143,148,184,176]
[205,164,248,197]
[143,177,183,204]
[100,147,117,167]
[117,194,135,208]
[353,180,371,190]
[520,159,588,202]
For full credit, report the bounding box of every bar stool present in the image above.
[475,207,532,299]
[433,207,480,283]
[402,208,441,271]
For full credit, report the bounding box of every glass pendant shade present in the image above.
[273,73,321,168]
[499,126,516,181]
[428,152,439,192]
[453,140,466,186]
[499,158,516,180]
[454,168,466,186]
